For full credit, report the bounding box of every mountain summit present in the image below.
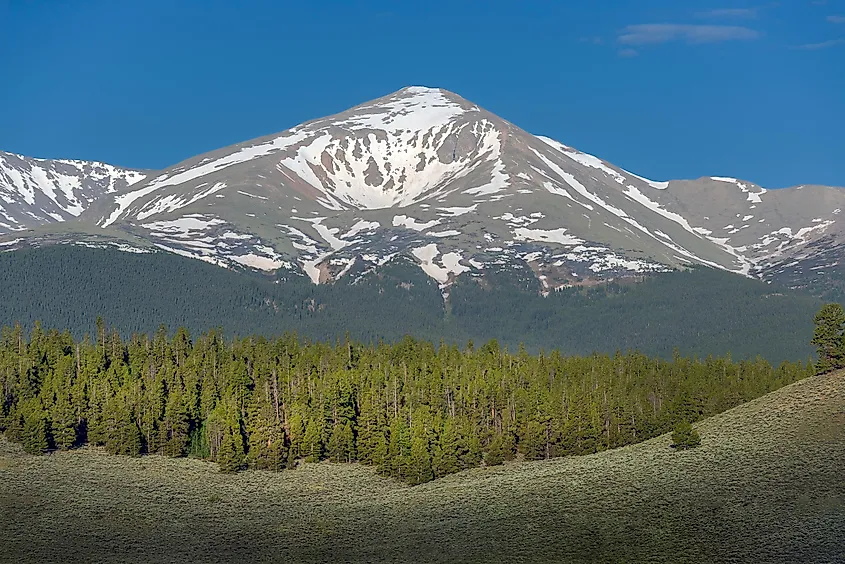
[3,87,844,292]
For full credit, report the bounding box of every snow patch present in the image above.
[437,204,477,217]
[411,243,468,285]
[393,215,440,231]
[427,229,461,238]
[513,227,583,245]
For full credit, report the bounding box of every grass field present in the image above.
[1,371,843,563]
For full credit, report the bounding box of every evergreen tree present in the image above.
[22,410,50,455]
[485,432,515,466]
[521,419,549,461]
[354,393,381,464]
[383,417,411,479]
[50,395,78,450]
[188,421,211,458]
[302,417,324,463]
[4,413,24,443]
[327,422,355,463]
[103,396,142,456]
[160,392,191,457]
[286,405,306,466]
[671,421,701,450]
[218,426,245,473]
[462,422,483,468]
[811,303,845,374]
[247,417,287,471]
[370,430,389,468]
[432,420,461,477]
[408,420,433,485]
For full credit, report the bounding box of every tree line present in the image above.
[0,319,815,484]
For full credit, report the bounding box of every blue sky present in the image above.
[0,0,842,188]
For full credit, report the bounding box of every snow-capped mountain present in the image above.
[4,87,844,294]
[0,151,146,233]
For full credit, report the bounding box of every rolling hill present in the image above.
[1,368,841,563]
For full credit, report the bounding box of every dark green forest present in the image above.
[0,321,814,484]
[0,246,823,362]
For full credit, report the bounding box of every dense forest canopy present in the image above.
[1,322,813,484]
[0,246,823,361]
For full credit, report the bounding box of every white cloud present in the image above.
[795,38,845,49]
[827,15,845,23]
[618,24,760,45]
[618,48,639,57]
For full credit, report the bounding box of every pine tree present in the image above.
[671,421,701,450]
[22,410,50,455]
[217,402,246,473]
[247,417,287,471]
[286,406,306,467]
[103,397,142,456]
[218,426,245,473]
[521,419,548,461]
[408,421,433,485]
[50,396,78,450]
[432,419,461,477]
[485,432,515,466]
[383,417,411,479]
[160,392,191,457]
[370,430,389,468]
[4,412,24,443]
[327,422,355,463]
[462,423,483,468]
[811,303,845,374]
[355,394,381,464]
[302,417,324,463]
[188,421,211,459]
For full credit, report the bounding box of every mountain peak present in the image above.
[399,85,444,94]
[6,86,843,300]
[327,85,481,136]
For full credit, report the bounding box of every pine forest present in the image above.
[1,320,814,484]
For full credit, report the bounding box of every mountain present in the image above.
[2,86,843,297]
[0,151,146,234]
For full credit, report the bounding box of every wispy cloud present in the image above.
[827,15,845,23]
[695,8,758,18]
[618,48,639,58]
[794,38,845,49]
[579,36,604,45]
[618,24,760,45]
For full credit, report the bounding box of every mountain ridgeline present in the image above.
[0,320,813,484]
[2,86,845,299]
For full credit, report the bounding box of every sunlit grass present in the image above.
[2,371,843,563]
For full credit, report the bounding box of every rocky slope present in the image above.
[0,151,146,235]
[2,87,843,293]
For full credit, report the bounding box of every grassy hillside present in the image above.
[0,245,823,361]
[1,370,842,563]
